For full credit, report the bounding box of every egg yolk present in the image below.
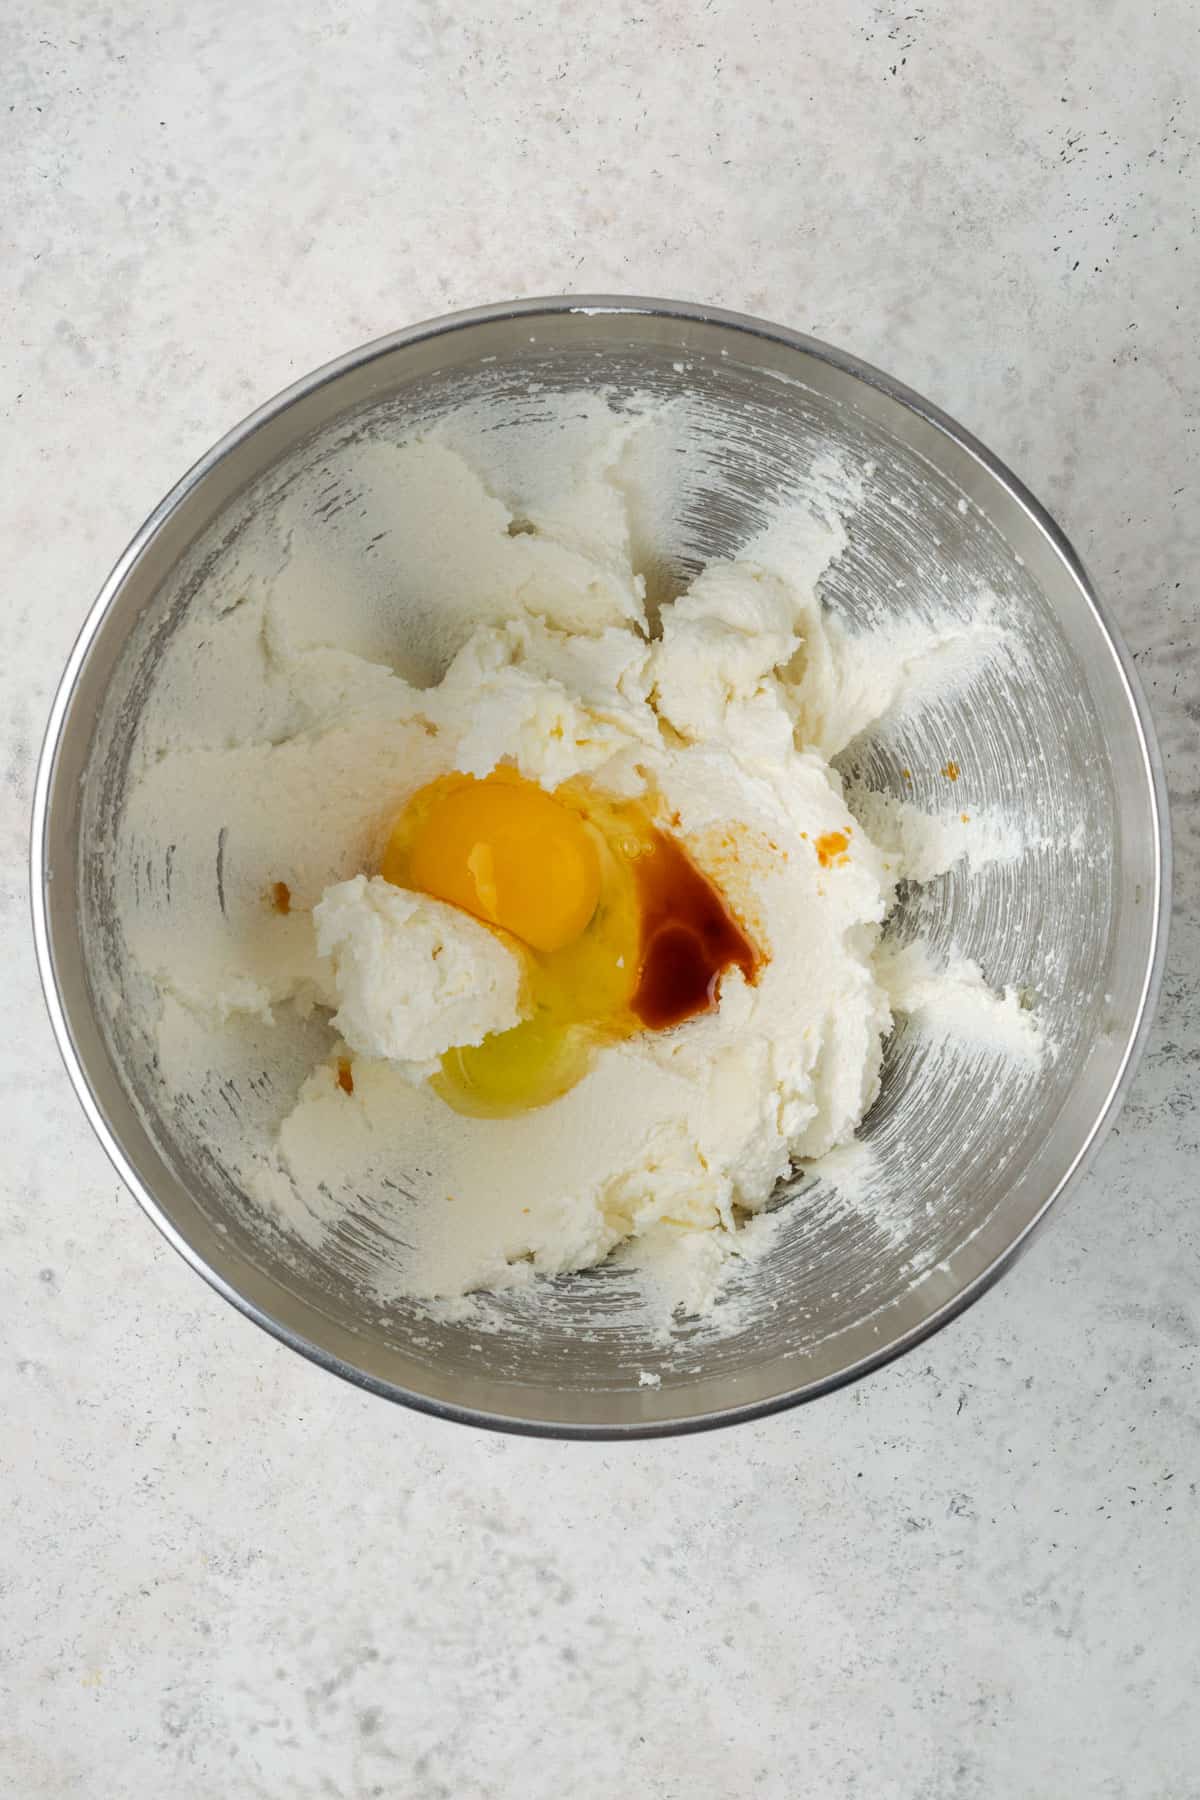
[381,768,601,954]
[380,769,760,1116]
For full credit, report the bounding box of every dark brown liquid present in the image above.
[632,829,760,1031]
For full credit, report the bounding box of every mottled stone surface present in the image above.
[2,2,1197,1794]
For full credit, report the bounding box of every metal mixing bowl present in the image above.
[32,298,1169,1437]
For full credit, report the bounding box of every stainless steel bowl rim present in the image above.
[30,295,1172,1439]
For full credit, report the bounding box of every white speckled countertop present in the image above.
[3,3,1198,1794]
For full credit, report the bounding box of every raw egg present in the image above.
[379,768,761,1115]
[382,767,600,953]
